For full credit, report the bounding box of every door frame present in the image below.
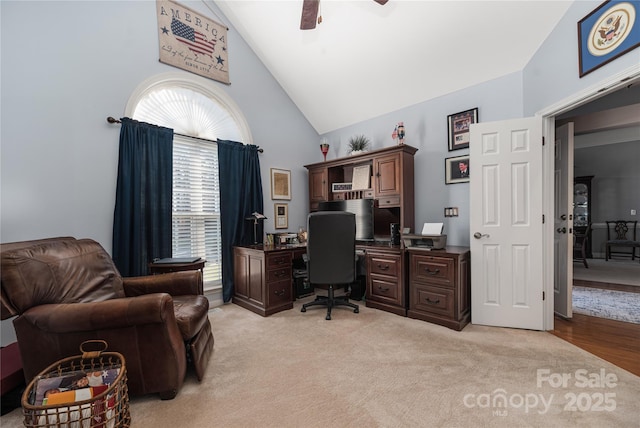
[539,63,640,330]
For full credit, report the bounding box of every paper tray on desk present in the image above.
[402,234,447,250]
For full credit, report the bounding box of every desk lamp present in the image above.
[246,212,267,244]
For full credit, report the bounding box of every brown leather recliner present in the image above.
[0,237,214,400]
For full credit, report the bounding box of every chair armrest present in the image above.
[123,270,203,297]
[21,294,176,333]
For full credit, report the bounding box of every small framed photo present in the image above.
[445,155,470,184]
[578,1,640,78]
[274,203,288,229]
[270,168,291,200]
[447,108,478,151]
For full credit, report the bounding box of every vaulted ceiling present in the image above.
[212,1,574,134]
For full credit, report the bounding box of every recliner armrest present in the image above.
[21,293,176,333]
[123,271,203,297]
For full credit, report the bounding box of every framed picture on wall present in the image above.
[270,168,291,200]
[578,1,640,78]
[447,108,478,151]
[274,203,288,229]
[445,155,470,184]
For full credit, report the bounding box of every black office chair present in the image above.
[301,211,360,320]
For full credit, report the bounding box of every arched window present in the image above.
[126,73,252,290]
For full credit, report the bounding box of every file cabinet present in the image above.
[407,247,470,330]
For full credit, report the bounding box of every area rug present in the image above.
[573,286,640,324]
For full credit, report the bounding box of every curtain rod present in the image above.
[107,117,263,152]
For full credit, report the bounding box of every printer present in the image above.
[402,222,447,250]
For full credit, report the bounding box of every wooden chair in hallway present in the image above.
[605,220,640,261]
[574,222,591,268]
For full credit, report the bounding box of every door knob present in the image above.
[560,214,567,220]
[557,227,567,233]
[473,232,489,239]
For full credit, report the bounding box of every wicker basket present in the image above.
[21,340,130,428]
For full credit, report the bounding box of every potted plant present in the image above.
[348,134,370,155]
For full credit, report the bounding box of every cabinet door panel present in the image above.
[233,252,249,299]
[374,154,401,198]
[248,255,265,302]
[309,168,328,202]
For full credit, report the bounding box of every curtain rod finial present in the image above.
[107,116,121,124]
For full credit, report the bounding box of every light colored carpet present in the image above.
[573,286,640,324]
[573,258,640,287]
[2,299,639,427]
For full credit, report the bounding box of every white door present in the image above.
[470,116,544,330]
[554,123,574,318]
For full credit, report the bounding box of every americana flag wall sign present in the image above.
[156,0,229,84]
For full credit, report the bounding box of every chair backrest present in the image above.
[606,220,638,241]
[1,238,125,318]
[306,211,356,286]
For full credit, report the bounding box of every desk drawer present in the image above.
[267,279,292,307]
[266,253,291,269]
[267,267,291,282]
[377,195,400,207]
[369,276,400,305]
[411,284,454,317]
[369,254,401,277]
[412,255,454,286]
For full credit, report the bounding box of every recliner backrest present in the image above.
[1,238,125,317]
[306,211,356,285]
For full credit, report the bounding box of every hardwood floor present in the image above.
[551,314,640,377]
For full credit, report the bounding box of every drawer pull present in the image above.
[425,297,440,304]
[274,289,286,297]
[377,264,390,271]
[425,268,440,275]
[378,286,390,292]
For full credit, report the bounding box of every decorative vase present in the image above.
[320,143,330,161]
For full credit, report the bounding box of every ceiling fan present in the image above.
[300,0,389,30]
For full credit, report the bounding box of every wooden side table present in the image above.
[148,258,206,275]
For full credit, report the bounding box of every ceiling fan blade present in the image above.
[300,0,320,30]
[373,0,389,4]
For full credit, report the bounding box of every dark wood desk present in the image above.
[233,244,306,316]
[233,243,406,317]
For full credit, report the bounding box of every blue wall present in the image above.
[0,1,319,250]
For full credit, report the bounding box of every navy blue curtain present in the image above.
[112,118,174,277]
[218,140,263,302]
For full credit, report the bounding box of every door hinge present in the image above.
[542,136,545,146]
[543,291,546,301]
[542,214,545,224]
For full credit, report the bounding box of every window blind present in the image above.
[172,135,222,286]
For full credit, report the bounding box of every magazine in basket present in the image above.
[30,367,121,406]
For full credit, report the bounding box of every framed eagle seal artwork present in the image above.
[578,1,640,77]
